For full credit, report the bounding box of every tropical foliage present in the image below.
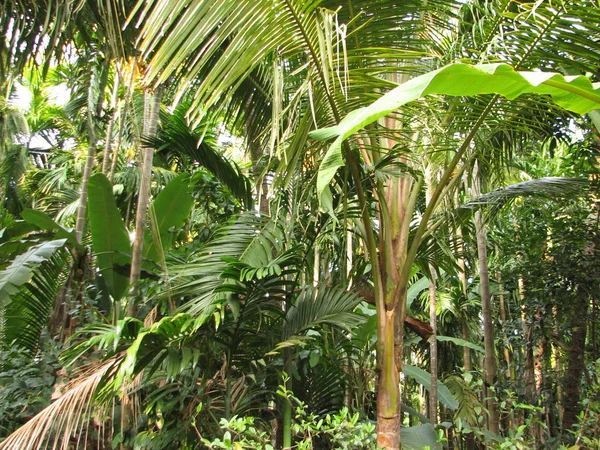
[0,1,599,450]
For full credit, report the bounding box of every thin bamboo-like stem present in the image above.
[473,160,499,434]
[75,59,110,243]
[109,57,137,182]
[425,165,438,423]
[128,87,162,315]
[102,67,120,174]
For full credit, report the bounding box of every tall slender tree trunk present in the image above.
[425,166,438,423]
[497,270,516,430]
[102,68,120,174]
[553,306,564,428]
[375,110,413,450]
[473,161,499,434]
[427,271,438,422]
[497,272,514,380]
[75,59,110,243]
[109,57,137,182]
[519,277,536,403]
[128,88,162,316]
[455,190,472,374]
[562,290,588,432]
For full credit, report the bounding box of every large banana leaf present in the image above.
[310,63,600,199]
[143,173,194,264]
[87,173,131,301]
[0,239,66,308]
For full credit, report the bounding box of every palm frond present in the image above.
[2,250,71,352]
[280,285,364,345]
[0,239,67,310]
[0,359,117,450]
[461,176,589,217]
[170,214,286,319]
[149,106,253,208]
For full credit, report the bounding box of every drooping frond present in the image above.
[170,214,288,319]
[280,285,364,345]
[149,106,253,208]
[0,239,67,309]
[461,176,589,218]
[2,250,71,353]
[0,359,118,450]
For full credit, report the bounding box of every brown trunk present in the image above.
[562,291,588,432]
[455,196,472,374]
[473,162,499,434]
[498,272,514,380]
[377,308,401,449]
[553,306,564,428]
[428,274,438,423]
[498,272,516,430]
[461,320,472,372]
[519,278,536,402]
[375,106,412,450]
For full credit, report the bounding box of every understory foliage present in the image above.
[1,0,600,449]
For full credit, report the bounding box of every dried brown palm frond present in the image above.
[0,358,120,450]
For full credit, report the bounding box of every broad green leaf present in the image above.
[437,335,485,353]
[401,424,441,450]
[21,208,80,248]
[87,173,131,301]
[143,173,194,263]
[402,404,431,425]
[407,276,429,309]
[402,364,459,410]
[0,239,66,307]
[0,221,39,243]
[310,63,600,200]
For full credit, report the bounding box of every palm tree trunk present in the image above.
[282,349,293,449]
[519,277,536,403]
[374,109,413,450]
[75,59,110,243]
[454,190,472,374]
[498,271,513,380]
[102,68,120,174]
[128,87,161,316]
[562,289,588,432]
[553,306,564,428]
[473,161,499,434]
[109,57,137,182]
[425,166,438,423]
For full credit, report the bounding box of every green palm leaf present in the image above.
[272,285,365,353]
[148,106,253,208]
[2,251,71,352]
[0,239,66,309]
